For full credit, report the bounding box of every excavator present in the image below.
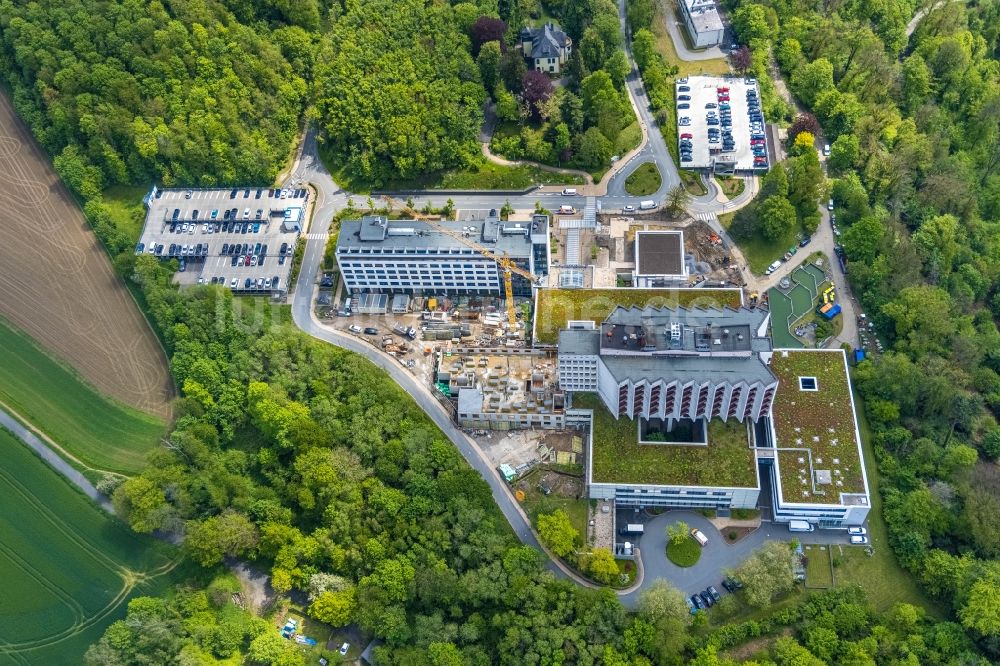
[384,196,537,329]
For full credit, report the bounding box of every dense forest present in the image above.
[0,0,307,191]
[725,0,1000,656]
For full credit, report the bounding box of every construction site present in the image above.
[442,350,567,430]
[591,215,745,289]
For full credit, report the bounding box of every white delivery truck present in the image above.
[690,528,709,546]
[639,200,657,210]
[618,523,644,536]
[559,205,575,214]
[788,520,815,532]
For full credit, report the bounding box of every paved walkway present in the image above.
[0,407,115,514]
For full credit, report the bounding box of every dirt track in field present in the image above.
[0,91,174,418]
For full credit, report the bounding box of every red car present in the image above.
[717,95,730,101]
[680,133,693,139]
[717,87,729,92]
[244,255,251,266]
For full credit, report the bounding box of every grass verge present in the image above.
[719,212,798,274]
[831,385,940,615]
[716,176,746,199]
[101,185,149,241]
[322,146,584,192]
[803,544,834,588]
[0,318,165,474]
[667,537,702,567]
[625,162,663,196]
[679,169,708,195]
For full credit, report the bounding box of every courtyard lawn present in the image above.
[0,430,178,664]
[625,162,663,196]
[667,537,702,567]
[577,394,758,488]
[0,318,165,474]
[534,287,743,344]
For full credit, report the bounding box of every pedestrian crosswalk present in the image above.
[303,232,329,240]
[582,196,597,229]
[693,211,717,222]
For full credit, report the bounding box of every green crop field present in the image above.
[0,430,178,664]
[0,319,165,474]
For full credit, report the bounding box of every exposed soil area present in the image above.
[0,91,173,417]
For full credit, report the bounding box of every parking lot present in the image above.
[675,75,768,172]
[138,187,306,293]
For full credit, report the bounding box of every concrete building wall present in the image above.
[558,354,599,391]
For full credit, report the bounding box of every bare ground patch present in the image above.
[0,91,173,417]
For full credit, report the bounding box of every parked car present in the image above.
[349,325,363,334]
[677,103,689,109]
[850,535,869,545]
[623,204,636,213]
[690,594,705,611]
[339,643,350,657]
[847,527,867,536]
[364,327,379,335]
[699,591,714,608]
[708,586,721,603]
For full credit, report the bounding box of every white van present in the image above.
[690,528,708,546]
[788,520,815,532]
[765,259,782,275]
[561,188,577,196]
[558,205,575,214]
[639,200,656,210]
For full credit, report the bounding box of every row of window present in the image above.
[339,247,482,255]
[614,487,733,497]
[341,262,494,271]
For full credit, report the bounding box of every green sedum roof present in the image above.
[577,393,758,488]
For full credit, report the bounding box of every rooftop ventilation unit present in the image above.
[386,227,417,236]
[669,322,681,341]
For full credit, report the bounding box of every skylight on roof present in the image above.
[799,376,818,391]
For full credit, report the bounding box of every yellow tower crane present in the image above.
[383,197,536,329]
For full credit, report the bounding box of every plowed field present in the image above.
[0,91,173,417]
